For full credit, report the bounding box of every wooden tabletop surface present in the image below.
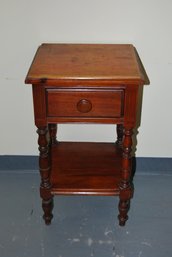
[25,43,148,85]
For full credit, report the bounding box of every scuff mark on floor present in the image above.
[90,248,95,256]
[141,241,152,247]
[104,227,113,237]
[40,239,45,257]
[98,240,104,245]
[97,239,114,245]
[112,245,116,256]
[72,238,80,243]
[12,235,18,242]
[104,230,113,237]
[87,238,93,247]
[63,235,124,257]
[68,238,80,244]
[30,209,33,216]
[138,251,142,257]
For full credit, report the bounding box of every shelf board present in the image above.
[50,142,122,196]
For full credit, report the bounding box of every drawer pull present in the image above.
[77,99,92,113]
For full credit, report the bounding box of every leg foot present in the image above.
[118,199,130,226]
[42,198,54,225]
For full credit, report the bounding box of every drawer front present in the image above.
[46,89,124,118]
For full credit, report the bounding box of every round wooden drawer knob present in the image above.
[77,99,92,113]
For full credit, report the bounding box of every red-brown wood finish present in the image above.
[25,43,149,226]
[50,142,122,196]
[37,126,53,224]
[46,89,124,118]
[116,124,124,148]
[48,124,58,145]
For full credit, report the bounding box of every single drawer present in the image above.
[46,89,124,118]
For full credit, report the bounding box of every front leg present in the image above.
[37,126,54,225]
[118,127,134,226]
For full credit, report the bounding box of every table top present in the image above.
[25,43,148,85]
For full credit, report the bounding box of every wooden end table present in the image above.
[25,43,148,226]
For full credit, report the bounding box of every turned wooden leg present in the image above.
[48,124,58,145]
[42,198,54,225]
[118,199,130,226]
[116,124,124,147]
[118,127,133,226]
[37,126,54,225]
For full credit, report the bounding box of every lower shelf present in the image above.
[50,142,122,196]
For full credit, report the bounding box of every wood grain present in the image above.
[50,142,122,196]
[25,43,149,226]
[46,89,123,118]
[25,44,148,85]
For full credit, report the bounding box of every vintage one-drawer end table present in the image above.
[25,43,148,226]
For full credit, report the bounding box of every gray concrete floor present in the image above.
[0,160,172,257]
